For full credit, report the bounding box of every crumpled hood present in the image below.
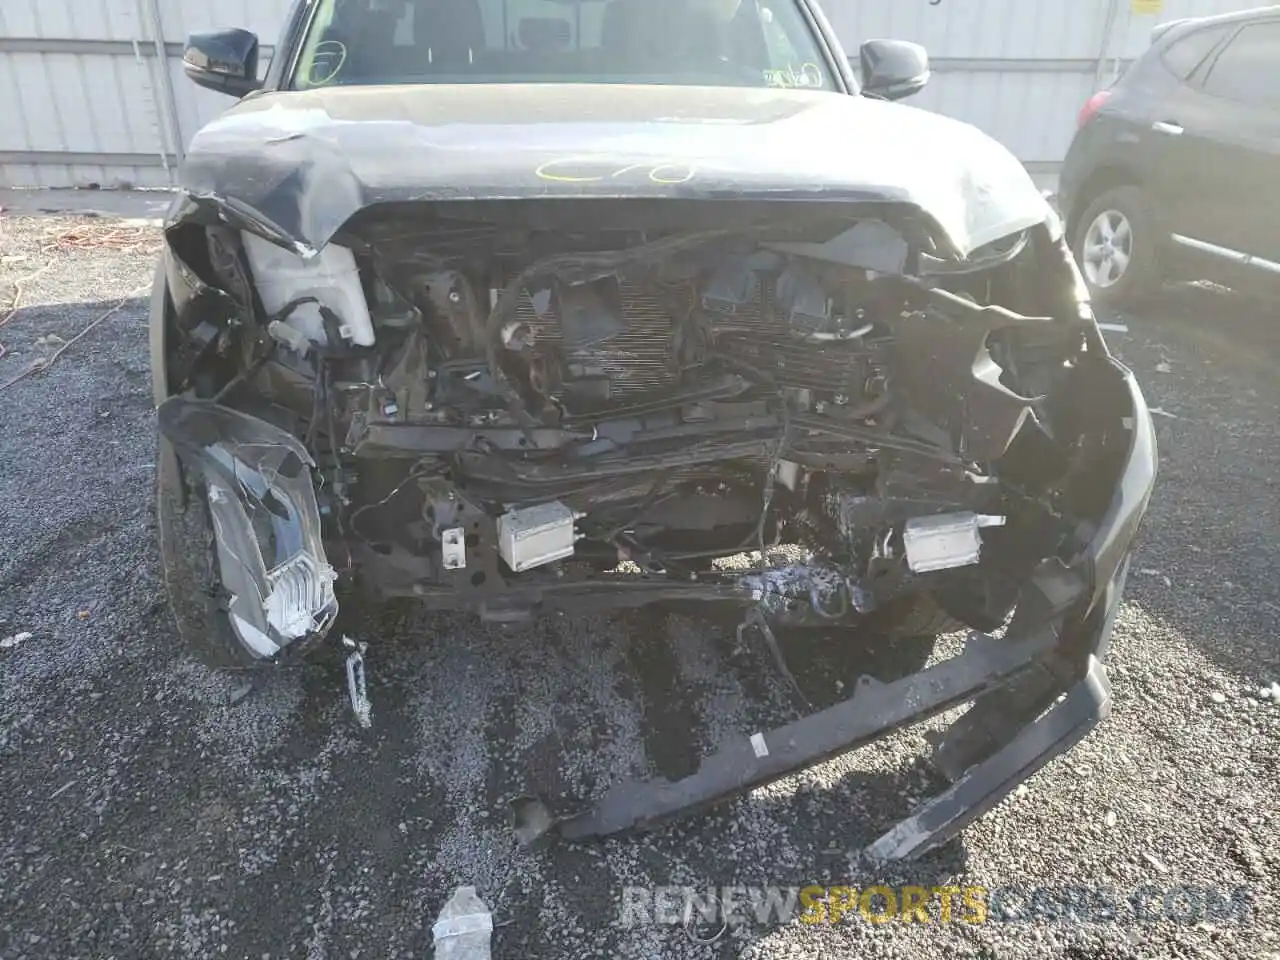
[178,83,1050,259]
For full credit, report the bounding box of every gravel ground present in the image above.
[1,213,1278,960]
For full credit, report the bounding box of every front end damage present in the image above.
[152,183,1155,858]
[520,365,1153,859]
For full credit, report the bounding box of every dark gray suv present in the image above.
[1060,6,1280,308]
[153,0,1156,859]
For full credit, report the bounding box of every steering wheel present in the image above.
[308,40,348,86]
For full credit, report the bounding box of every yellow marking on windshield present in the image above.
[308,39,347,86]
[763,62,826,89]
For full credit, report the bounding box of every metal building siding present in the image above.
[823,0,1113,58]
[154,0,294,39]
[0,48,175,188]
[153,0,294,147]
[0,0,138,40]
[819,0,1103,166]
[0,0,172,188]
[0,0,1273,189]
[910,70,1098,171]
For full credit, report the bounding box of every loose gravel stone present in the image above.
[0,632,32,650]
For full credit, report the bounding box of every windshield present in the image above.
[291,0,838,91]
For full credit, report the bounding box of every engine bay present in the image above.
[164,202,1110,628]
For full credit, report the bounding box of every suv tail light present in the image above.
[1078,90,1112,129]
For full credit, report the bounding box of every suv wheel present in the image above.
[1073,185,1163,309]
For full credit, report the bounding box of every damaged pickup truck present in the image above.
[152,0,1156,860]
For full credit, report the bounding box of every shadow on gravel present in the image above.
[1111,284,1280,680]
[318,596,972,859]
[1155,283,1280,359]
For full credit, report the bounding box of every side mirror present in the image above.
[856,39,930,101]
[184,29,261,97]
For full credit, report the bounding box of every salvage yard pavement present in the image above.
[1,212,1278,960]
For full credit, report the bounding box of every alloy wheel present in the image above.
[1081,209,1134,288]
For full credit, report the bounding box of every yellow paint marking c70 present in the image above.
[535,156,698,185]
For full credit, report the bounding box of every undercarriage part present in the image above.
[497,501,581,572]
[342,636,372,729]
[509,562,1094,855]
[441,528,467,571]
[902,512,1007,574]
[513,615,1065,848]
[380,558,853,619]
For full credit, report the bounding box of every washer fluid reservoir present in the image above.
[241,232,375,348]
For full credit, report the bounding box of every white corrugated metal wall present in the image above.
[0,0,1266,188]
[0,0,293,188]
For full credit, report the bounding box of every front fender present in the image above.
[149,253,173,405]
[148,224,245,406]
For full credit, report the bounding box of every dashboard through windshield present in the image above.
[292,0,839,92]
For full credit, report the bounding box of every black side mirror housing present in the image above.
[856,39,930,101]
[184,29,261,98]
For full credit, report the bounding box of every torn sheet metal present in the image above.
[889,287,1050,464]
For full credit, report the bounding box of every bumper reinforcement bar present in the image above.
[512,615,1110,859]
[865,656,1110,860]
